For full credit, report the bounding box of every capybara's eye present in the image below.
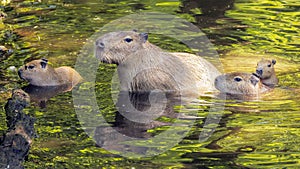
[234,77,242,82]
[267,64,271,67]
[124,38,133,43]
[28,65,35,69]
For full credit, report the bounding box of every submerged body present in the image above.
[95,31,220,94]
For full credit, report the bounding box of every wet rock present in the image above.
[0,89,36,169]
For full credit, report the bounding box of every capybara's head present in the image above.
[215,72,261,95]
[95,30,148,64]
[256,58,276,79]
[18,59,51,84]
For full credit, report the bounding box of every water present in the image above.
[0,0,299,168]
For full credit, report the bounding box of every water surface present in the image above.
[0,0,299,168]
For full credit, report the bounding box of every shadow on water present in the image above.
[93,89,268,164]
[180,0,235,27]
[179,0,249,47]
[97,91,190,129]
[92,88,210,158]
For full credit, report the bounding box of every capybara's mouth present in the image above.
[99,58,109,63]
[95,49,119,65]
[252,73,260,78]
[100,59,119,65]
[96,52,119,65]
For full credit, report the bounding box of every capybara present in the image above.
[256,58,278,87]
[215,72,270,95]
[18,59,83,87]
[95,31,220,94]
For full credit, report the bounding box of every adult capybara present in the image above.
[256,58,278,87]
[95,31,220,94]
[18,59,83,87]
[214,72,270,95]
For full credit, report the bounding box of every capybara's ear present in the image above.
[41,58,48,63]
[40,60,48,69]
[250,75,259,86]
[139,32,148,43]
[272,59,276,65]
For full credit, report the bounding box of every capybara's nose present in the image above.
[256,69,263,76]
[214,77,218,83]
[18,69,22,78]
[96,40,105,49]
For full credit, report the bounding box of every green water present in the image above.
[0,0,299,168]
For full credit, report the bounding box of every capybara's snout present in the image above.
[214,76,219,86]
[214,75,226,91]
[18,68,24,79]
[256,69,263,76]
[95,39,105,60]
[95,40,105,49]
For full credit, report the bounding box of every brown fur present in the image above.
[95,31,220,93]
[18,59,83,87]
[256,58,278,87]
[215,72,270,95]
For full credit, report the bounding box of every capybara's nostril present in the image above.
[214,77,219,84]
[256,69,263,76]
[96,41,105,48]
